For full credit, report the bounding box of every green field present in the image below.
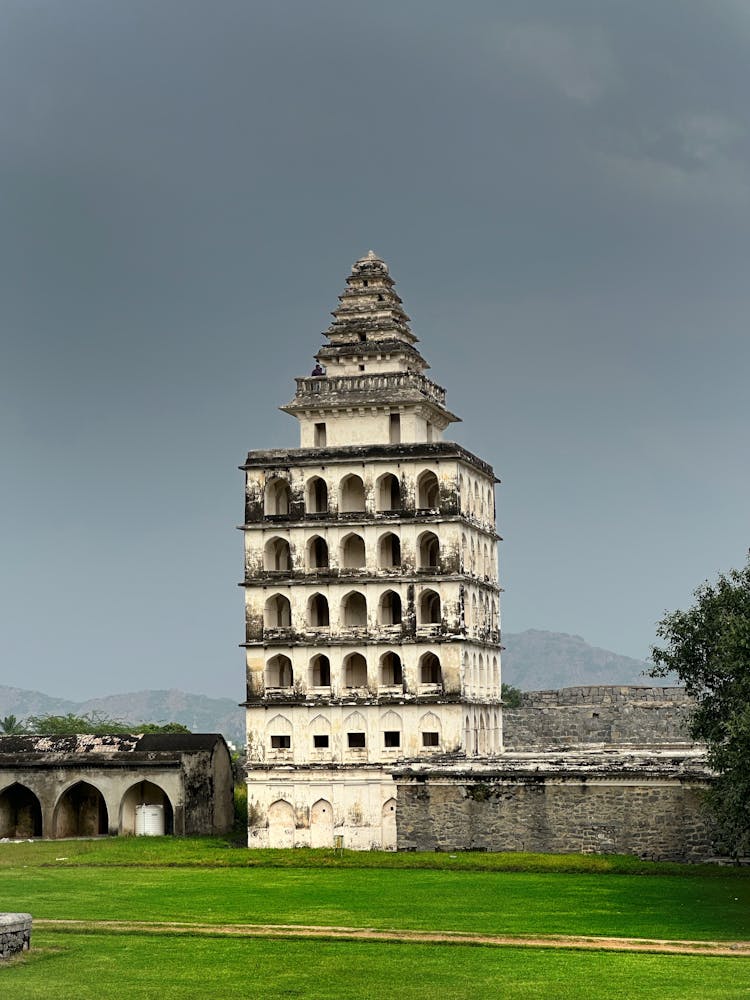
[2,839,749,999]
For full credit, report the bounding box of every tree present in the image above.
[0,714,26,734]
[25,713,192,736]
[650,554,750,858]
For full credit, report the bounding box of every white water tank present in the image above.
[135,804,165,837]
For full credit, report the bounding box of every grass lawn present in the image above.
[3,933,750,1000]
[1,839,749,998]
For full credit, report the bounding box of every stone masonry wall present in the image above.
[0,914,31,960]
[503,686,694,748]
[396,775,712,862]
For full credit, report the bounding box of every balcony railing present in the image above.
[293,372,446,407]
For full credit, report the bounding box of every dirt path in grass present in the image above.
[34,919,750,957]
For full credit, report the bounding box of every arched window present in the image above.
[307,593,329,627]
[376,473,401,511]
[378,590,402,625]
[417,531,440,570]
[478,654,485,690]
[343,653,368,688]
[417,589,441,624]
[379,651,403,687]
[339,474,366,513]
[419,652,442,686]
[305,476,328,514]
[419,711,442,749]
[309,655,331,688]
[417,471,439,509]
[264,594,292,629]
[470,593,477,627]
[264,478,291,516]
[263,536,292,572]
[340,532,366,569]
[341,591,367,627]
[306,535,329,570]
[265,655,293,688]
[377,532,401,569]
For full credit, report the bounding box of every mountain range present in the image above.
[0,630,652,744]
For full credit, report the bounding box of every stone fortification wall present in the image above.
[396,750,712,862]
[503,686,694,748]
[0,914,31,960]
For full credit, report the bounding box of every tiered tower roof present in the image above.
[281,252,459,428]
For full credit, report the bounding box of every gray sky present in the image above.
[1,1,748,701]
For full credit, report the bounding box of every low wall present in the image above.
[503,686,693,748]
[0,914,31,960]
[395,749,713,862]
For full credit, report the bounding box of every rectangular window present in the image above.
[314,422,327,447]
[384,731,401,748]
[347,732,366,748]
[389,412,401,444]
[422,732,439,747]
[313,734,329,748]
[270,735,291,749]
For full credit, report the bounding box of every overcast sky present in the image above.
[1,1,748,701]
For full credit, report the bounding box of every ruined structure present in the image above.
[0,734,233,838]
[242,251,501,848]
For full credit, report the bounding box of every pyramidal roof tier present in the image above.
[281,251,460,430]
[324,250,419,349]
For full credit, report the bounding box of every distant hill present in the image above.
[502,630,651,690]
[0,686,245,747]
[0,632,654,743]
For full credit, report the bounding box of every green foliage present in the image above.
[0,714,26,734]
[501,683,524,707]
[25,713,191,736]
[650,554,750,858]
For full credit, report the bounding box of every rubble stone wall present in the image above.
[503,686,694,748]
[396,774,712,862]
[0,914,31,960]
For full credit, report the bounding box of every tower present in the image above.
[241,252,502,849]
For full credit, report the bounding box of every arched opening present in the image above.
[265,654,293,689]
[379,651,403,687]
[341,591,367,627]
[419,652,442,686]
[306,535,329,570]
[478,654,486,691]
[417,471,439,509]
[263,536,292,572]
[264,478,291,516]
[339,474,366,513]
[310,798,334,848]
[268,799,295,849]
[53,781,108,838]
[305,476,328,514]
[376,473,401,511]
[417,531,440,570]
[378,590,402,625]
[309,654,331,688]
[418,589,441,624]
[264,594,292,629]
[382,797,397,851]
[307,592,330,627]
[119,780,174,836]
[377,532,401,569]
[340,533,366,569]
[343,652,368,688]
[0,783,42,838]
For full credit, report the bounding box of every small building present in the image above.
[0,734,234,839]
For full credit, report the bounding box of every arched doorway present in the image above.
[310,798,334,848]
[0,783,42,838]
[268,799,295,848]
[382,798,397,850]
[119,780,174,836]
[53,781,108,838]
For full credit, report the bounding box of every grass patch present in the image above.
[3,932,749,1000]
